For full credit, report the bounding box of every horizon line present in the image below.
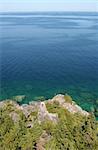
[0,10,98,13]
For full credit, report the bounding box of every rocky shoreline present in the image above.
[0,94,89,124]
[0,94,98,150]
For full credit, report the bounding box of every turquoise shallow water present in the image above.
[0,12,98,113]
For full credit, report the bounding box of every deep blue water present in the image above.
[0,12,98,111]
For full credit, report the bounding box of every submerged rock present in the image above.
[96,99,98,105]
[12,95,26,102]
[34,96,45,101]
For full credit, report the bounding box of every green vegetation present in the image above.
[0,104,42,150]
[46,101,98,150]
[0,97,98,150]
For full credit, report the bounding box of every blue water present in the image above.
[0,12,98,111]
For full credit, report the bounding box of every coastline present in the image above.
[0,94,98,149]
[1,93,98,119]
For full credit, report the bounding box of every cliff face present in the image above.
[0,94,98,150]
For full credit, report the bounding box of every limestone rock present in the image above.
[38,102,58,123]
[22,104,37,118]
[50,94,89,116]
[9,112,20,123]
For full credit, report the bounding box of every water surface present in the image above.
[0,12,98,111]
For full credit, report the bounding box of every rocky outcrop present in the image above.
[21,104,37,118]
[0,94,89,126]
[0,93,97,150]
[50,94,89,116]
[38,102,58,124]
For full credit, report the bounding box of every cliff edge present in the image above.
[0,94,98,150]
